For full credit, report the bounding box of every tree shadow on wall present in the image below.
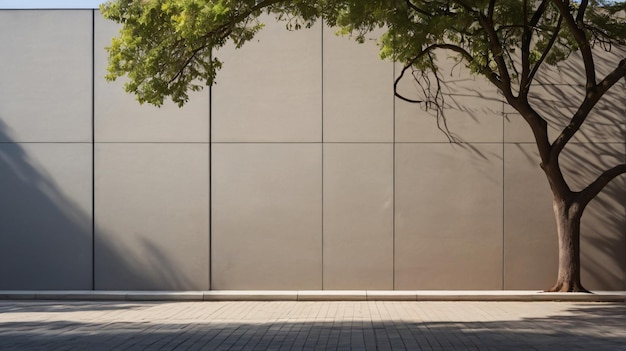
[521,45,626,291]
[0,119,193,290]
[396,45,625,290]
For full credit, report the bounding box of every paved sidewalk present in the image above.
[0,300,624,350]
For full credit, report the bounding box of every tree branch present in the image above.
[552,0,596,89]
[550,58,626,158]
[488,0,496,19]
[168,0,286,86]
[521,0,551,94]
[521,0,530,88]
[394,43,485,142]
[395,53,428,104]
[578,164,626,207]
[397,42,502,88]
[168,45,209,85]
[576,0,588,24]
[529,0,550,27]
[406,0,433,17]
[522,15,563,95]
[455,0,512,93]
[507,99,552,167]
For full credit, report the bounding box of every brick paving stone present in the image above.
[0,301,624,350]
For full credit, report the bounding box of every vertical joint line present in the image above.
[501,98,505,290]
[320,19,324,290]
[209,51,213,291]
[91,9,96,291]
[392,56,396,290]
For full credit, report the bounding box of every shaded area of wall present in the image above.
[0,123,92,289]
[0,10,93,289]
[0,10,210,291]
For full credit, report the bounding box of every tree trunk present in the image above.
[546,199,589,292]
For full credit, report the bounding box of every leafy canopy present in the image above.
[101,0,626,107]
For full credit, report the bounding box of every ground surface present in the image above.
[0,300,624,350]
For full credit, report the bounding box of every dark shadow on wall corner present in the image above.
[0,119,91,289]
[0,302,623,350]
[0,120,191,290]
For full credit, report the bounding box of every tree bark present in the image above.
[546,199,590,292]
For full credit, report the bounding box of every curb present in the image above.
[1,290,625,302]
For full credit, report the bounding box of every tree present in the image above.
[101,0,626,292]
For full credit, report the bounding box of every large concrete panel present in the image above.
[211,17,322,142]
[212,143,322,289]
[395,143,503,289]
[94,13,210,142]
[395,54,503,143]
[323,144,394,289]
[0,10,92,142]
[94,143,209,290]
[503,105,535,143]
[503,144,558,289]
[323,28,393,142]
[504,143,626,290]
[0,143,92,289]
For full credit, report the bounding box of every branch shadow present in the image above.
[395,44,625,290]
[531,45,626,291]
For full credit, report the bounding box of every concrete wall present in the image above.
[0,10,624,291]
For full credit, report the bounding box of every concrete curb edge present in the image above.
[1,290,625,302]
